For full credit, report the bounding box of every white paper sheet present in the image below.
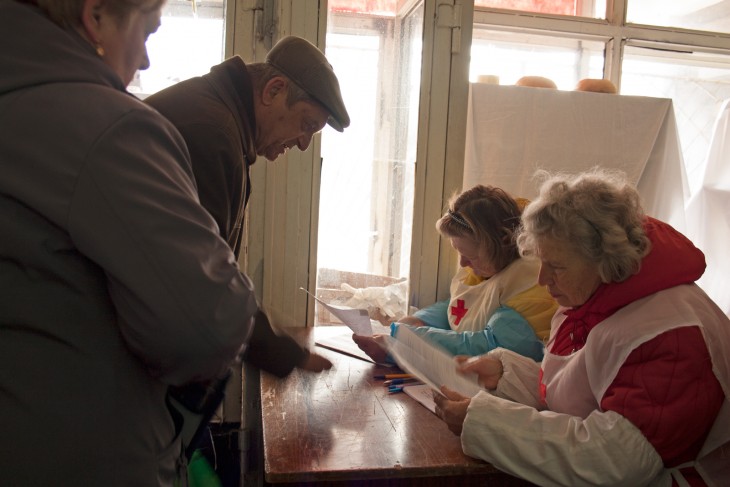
[300,287,373,336]
[386,325,482,398]
[402,383,437,413]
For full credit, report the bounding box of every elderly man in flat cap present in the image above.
[147,35,349,261]
[147,35,348,373]
[145,35,349,466]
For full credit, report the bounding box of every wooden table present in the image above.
[260,326,535,486]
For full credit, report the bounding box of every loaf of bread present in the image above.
[575,78,617,93]
[515,76,557,89]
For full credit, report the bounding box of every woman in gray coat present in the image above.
[0,1,278,484]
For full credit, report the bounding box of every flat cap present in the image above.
[266,36,350,132]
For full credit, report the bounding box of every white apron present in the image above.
[448,258,539,332]
[541,284,730,486]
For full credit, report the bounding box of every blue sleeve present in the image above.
[488,306,544,361]
[393,306,544,361]
[411,299,450,329]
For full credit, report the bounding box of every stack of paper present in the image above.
[386,325,482,398]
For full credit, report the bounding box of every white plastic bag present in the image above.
[340,280,409,324]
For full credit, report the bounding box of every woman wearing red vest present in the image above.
[434,169,730,486]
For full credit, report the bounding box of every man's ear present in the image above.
[262,77,288,106]
[80,0,104,44]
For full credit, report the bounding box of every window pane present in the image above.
[627,0,730,34]
[470,28,605,89]
[621,46,730,194]
[318,34,381,273]
[129,0,225,97]
[475,0,606,19]
[316,3,423,325]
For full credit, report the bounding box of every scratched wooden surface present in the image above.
[261,326,536,486]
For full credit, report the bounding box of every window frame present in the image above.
[472,1,730,91]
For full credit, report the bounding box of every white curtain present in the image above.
[685,99,730,316]
[463,83,689,233]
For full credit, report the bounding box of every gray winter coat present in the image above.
[0,2,257,485]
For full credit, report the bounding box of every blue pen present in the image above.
[388,386,404,394]
[385,378,419,386]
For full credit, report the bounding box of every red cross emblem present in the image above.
[450,299,468,326]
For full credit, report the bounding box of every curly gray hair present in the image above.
[516,168,651,283]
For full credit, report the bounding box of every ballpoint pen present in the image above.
[374,373,414,380]
[383,378,420,386]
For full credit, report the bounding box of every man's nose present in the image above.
[296,134,312,151]
[139,51,151,71]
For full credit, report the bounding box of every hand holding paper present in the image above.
[433,386,470,435]
[300,287,373,336]
[352,333,390,363]
[455,354,503,390]
[385,325,481,399]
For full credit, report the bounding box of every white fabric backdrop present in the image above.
[463,83,689,233]
[685,99,730,315]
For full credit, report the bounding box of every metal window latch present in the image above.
[253,0,276,49]
[437,1,462,54]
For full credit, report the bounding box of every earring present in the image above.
[95,43,105,57]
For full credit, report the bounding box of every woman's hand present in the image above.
[434,386,471,436]
[297,351,333,372]
[352,333,389,363]
[454,355,503,390]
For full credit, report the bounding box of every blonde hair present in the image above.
[517,168,651,283]
[437,185,522,272]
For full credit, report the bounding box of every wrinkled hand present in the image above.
[352,333,389,363]
[433,386,470,436]
[298,351,333,372]
[454,355,503,390]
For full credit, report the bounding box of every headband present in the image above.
[448,209,471,230]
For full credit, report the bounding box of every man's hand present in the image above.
[352,333,389,363]
[297,351,333,372]
[434,386,471,436]
[454,355,503,390]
